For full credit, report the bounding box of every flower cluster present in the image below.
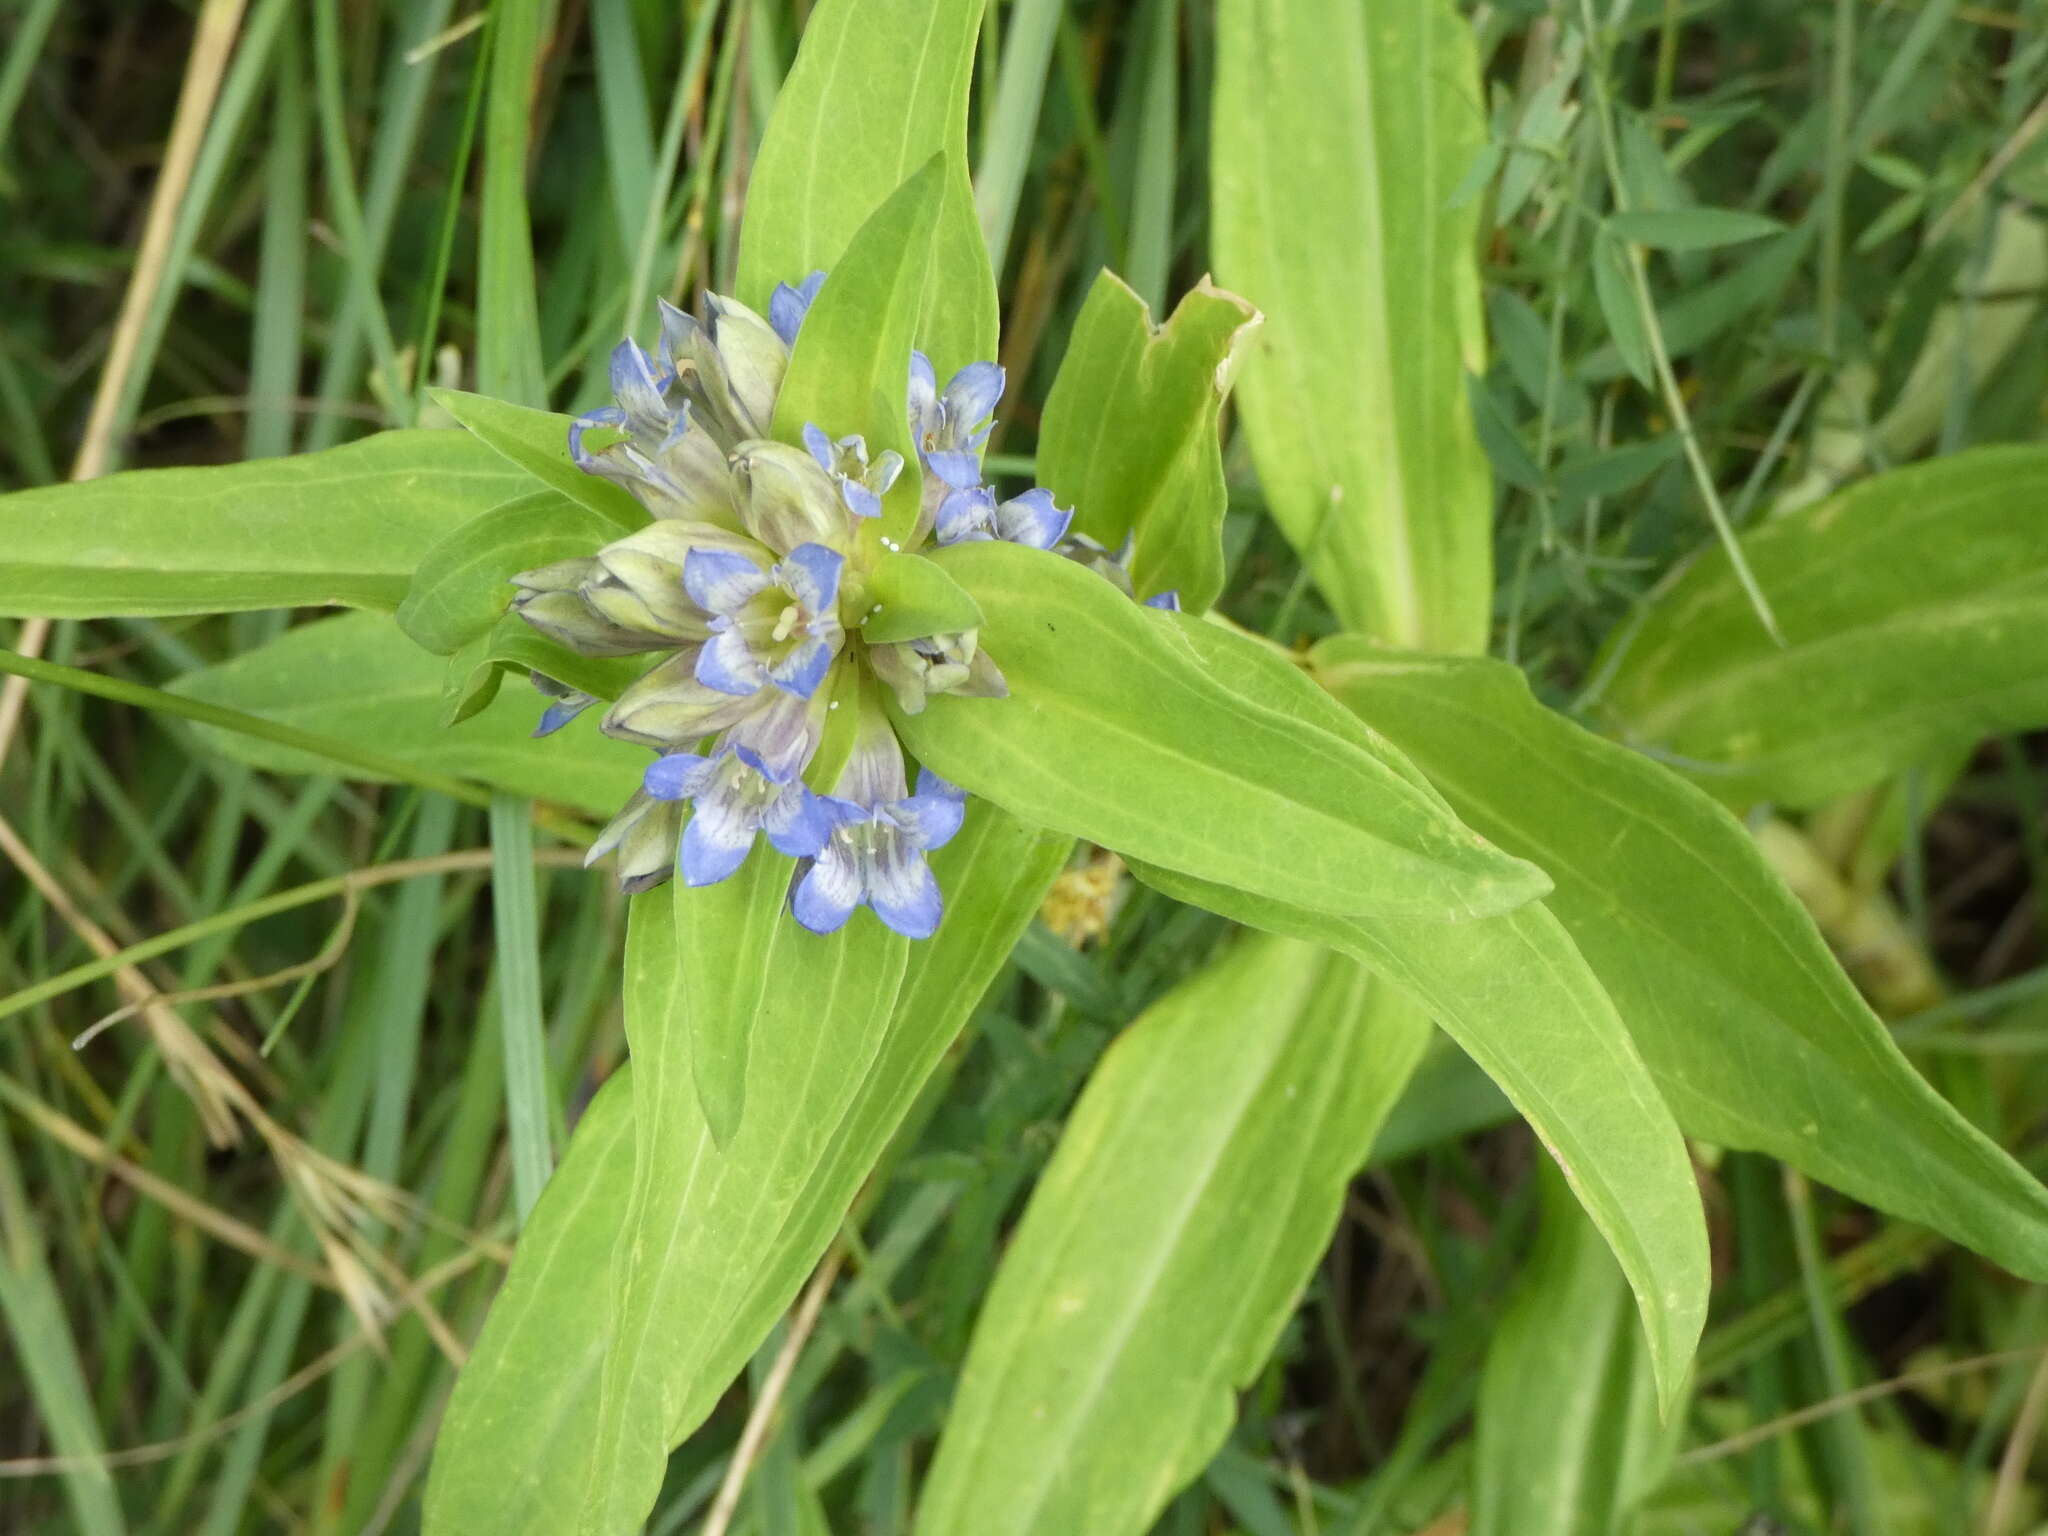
[510,276,1071,939]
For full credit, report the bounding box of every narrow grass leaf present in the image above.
[476,0,547,405]
[1607,207,1787,251]
[0,1130,127,1535]
[489,794,554,1223]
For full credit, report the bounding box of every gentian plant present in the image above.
[4,1,2048,1532]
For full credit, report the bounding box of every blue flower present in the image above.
[770,270,826,347]
[802,423,904,520]
[642,741,831,886]
[794,768,965,939]
[907,351,1004,490]
[684,542,846,699]
[934,485,1073,550]
[569,338,742,521]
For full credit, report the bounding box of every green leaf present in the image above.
[1471,1162,1669,1536]
[1037,273,1260,615]
[770,157,944,545]
[860,549,984,644]
[735,0,994,378]
[1132,862,1709,1410]
[423,806,1070,1536]
[1593,230,1655,387]
[898,541,1550,921]
[1607,206,1787,251]
[168,612,641,817]
[1211,0,1494,651]
[421,1071,638,1534]
[1313,644,2048,1279]
[397,488,622,656]
[1591,445,2048,807]
[583,882,912,1532]
[476,0,546,406]
[0,429,531,618]
[439,614,648,728]
[430,388,648,533]
[916,936,1430,1536]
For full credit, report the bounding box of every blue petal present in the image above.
[995,488,1073,550]
[935,486,994,545]
[778,542,845,611]
[1143,589,1182,611]
[609,340,668,427]
[907,349,937,412]
[905,769,967,849]
[942,361,1005,428]
[769,270,824,346]
[870,450,904,496]
[841,480,882,520]
[792,848,861,933]
[868,846,943,939]
[532,704,581,741]
[680,809,754,885]
[769,634,834,699]
[568,405,627,470]
[764,787,832,858]
[643,751,713,800]
[655,297,698,374]
[695,626,767,695]
[682,546,768,615]
[802,422,834,471]
[925,449,984,490]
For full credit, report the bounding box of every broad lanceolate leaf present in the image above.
[423,807,1070,1536]
[0,430,531,618]
[421,1071,636,1534]
[1211,0,1493,652]
[917,938,1430,1536]
[1591,446,2048,808]
[900,542,1550,921]
[397,489,622,656]
[771,158,942,546]
[1471,1162,1668,1536]
[1313,644,2048,1280]
[169,613,640,816]
[735,0,995,379]
[1133,862,1709,1409]
[583,884,911,1535]
[430,389,648,533]
[1037,274,1260,614]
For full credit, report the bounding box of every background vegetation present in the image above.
[2,0,2047,1530]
